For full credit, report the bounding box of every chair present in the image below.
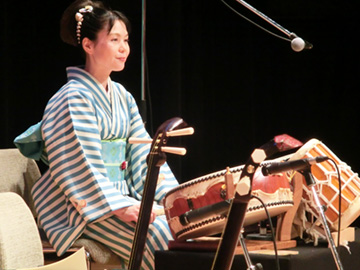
[0,192,87,270]
[0,148,123,269]
[0,192,43,269]
[20,247,88,270]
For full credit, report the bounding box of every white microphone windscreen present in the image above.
[291,37,305,52]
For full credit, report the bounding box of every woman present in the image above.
[14,0,178,269]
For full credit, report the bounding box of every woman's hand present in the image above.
[112,204,157,223]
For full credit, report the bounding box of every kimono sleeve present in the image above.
[124,92,179,203]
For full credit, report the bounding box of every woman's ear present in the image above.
[82,37,94,55]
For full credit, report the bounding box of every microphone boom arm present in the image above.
[234,0,294,38]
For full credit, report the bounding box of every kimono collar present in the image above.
[66,66,113,116]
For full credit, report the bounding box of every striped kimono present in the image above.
[15,67,178,270]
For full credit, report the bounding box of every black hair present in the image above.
[60,0,131,47]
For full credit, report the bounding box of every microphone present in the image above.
[290,33,313,52]
[179,200,231,226]
[261,156,329,176]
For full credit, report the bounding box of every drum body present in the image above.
[164,165,293,240]
[289,139,360,231]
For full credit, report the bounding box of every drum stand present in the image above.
[301,169,344,270]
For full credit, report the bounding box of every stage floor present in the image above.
[155,230,360,270]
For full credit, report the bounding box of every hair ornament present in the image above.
[75,5,93,44]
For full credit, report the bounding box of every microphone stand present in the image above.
[140,0,147,126]
[301,169,344,270]
[239,233,263,270]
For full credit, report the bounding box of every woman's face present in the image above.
[88,19,130,73]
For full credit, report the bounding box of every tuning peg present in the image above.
[166,127,194,137]
[129,127,194,144]
[161,146,187,156]
[128,138,153,144]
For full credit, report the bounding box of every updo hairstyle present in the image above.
[60,0,131,47]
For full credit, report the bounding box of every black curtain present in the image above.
[1,0,358,185]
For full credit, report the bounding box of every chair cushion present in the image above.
[0,148,40,216]
[73,238,123,265]
[0,192,44,268]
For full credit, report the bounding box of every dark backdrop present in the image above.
[1,1,358,186]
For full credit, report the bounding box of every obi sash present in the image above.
[101,138,129,195]
[13,121,48,164]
